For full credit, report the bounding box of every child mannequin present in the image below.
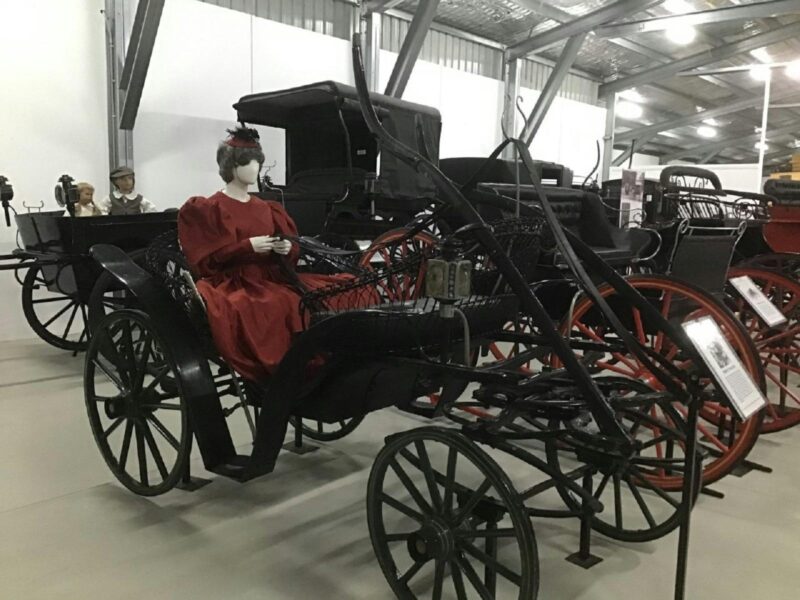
[75,182,100,217]
[97,166,157,215]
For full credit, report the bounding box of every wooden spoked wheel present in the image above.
[545,377,697,543]
[359,228,438,303]
[556,275,764,490]
[22,264,88,351]
[738,253,800,281]
[289,415,364,442]
[368,427,539,599]
[727,267,800,433]
[85,310,192,496]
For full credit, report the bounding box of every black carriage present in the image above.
[0,180,176,351]
[81,41,770,598]
[236,80,442,240]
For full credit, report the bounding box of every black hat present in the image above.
[110,166,135,180]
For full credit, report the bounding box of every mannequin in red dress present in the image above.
[178,128,369,381]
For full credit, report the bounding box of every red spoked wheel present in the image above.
[737,253,800,282]
[727,267,800,433]
[359,228,438,302]
[555,274,764,490]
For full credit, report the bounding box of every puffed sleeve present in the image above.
[178,196,255,277]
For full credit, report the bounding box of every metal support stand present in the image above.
[730,459,773,477]
[175,460,212,492]
[566,470,603,569]
[674,399,701,600]
[282,417,319,455]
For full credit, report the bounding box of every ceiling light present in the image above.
[754,141,769,151]
[697,126,717,138]
[617,101,643,120]
[665,25,697,45]
[749,48,772,63]
[619,88,646,103]
[703,118,720,126]
[664,0,694,13]
[785,60,800,80]
[750,65,771,81]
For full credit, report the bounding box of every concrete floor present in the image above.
[1,338,799,599]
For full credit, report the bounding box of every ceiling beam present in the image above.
[506,0,663,61]
[660,121,800,162]
[597,0,800,38]
[363,0,405,13]
[599,21,800,96]
[384,0,440,98]
[119,0,164,130]
[521,33,588,144]
[615,87,800,143]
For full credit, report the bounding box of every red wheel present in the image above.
[727,267,800,433]
[737,253,800,281]
[556,275,764,490]
[359,228,437,302]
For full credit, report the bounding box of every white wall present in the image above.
[0,0,108,341]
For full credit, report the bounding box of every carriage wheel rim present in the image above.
[728,267,800,433]
[560,275,762,490]
[367,427,538,600]
[84,310,191,496]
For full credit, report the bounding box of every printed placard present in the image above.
[683,316,767,421]
[729,276,787,327]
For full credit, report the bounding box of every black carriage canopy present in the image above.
[234,81,442,201]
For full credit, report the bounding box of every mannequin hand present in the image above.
[272,239,293,256]
[250,236,277,254]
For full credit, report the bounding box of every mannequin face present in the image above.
[233,160,260,186]
[78,188,94,205]
[114,175,135,195]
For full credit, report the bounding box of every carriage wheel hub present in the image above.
[408,518,454,562]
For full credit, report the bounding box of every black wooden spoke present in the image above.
[102,417,124,440]
[143,366,170,394]
[453,479,492,526]
[455,528,517,539]
[32,296,71,305]
[460,539,522,586]
[381,493,425,523]
[443,446,457,517]
[432,559,445,600]
[625,475,658,529]
[61,303,79,340]
[389,458,433,515]
[42,300,75,328]
[413,440,443,513]
[454,554,493,600]
[133,333,153,393]
[398,560,425,586]
[613,473,623,529]
[147,414,180,450]
[118,420,134,472]
[141,419,169,480]
[384,532,413,542]
[93,358,127,392]
[449,558,468,600]
[628,465,681,508]
[135,420,148,486]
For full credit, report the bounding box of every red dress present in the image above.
[178,192,363,381]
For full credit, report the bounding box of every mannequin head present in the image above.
[76,182,94,206]
[217,127,265,185]
[110,166,135,195]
